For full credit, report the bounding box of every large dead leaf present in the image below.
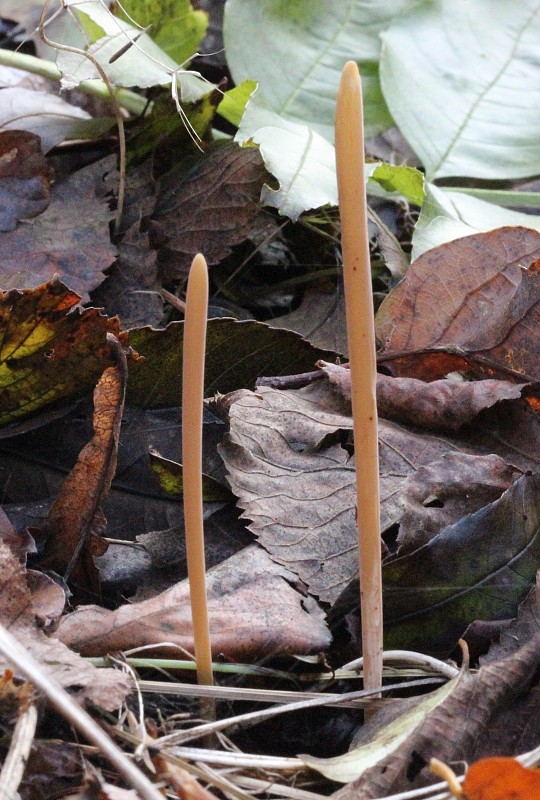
[375,226,540,380]
[56,545,330,660]
[219,381,540,646]
[0,540,131,710]
[0,280,123,427]
[147,141,270,282]
[217,382,480,603]
[42,337,127,599]
[127,319,333,408]
[380,472,540,655]
[0,130,51,232]
[0,157,117,299]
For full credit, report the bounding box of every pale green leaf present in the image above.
[412,183,540,260]
[369,163,424,206]
[224,0,419,142]
[236,99,338,220]
[381,0,540,180]
[236,95,384,220]
[59,0,214,99]
[0,87,97,152]
[302,675,460,783]
[218,80,258,128]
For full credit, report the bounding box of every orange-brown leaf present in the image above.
[463,757,540,800]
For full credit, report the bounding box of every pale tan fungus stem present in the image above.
[182,253,214,689]
[335,62,383,700]
[429,758,463,797]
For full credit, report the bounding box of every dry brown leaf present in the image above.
[0,540,131,710]
[375,226,540,381]
[217,382,491,602]
[0,158,117,300]
[270,283,348,356]
[56,545,330,659]
[42,337,127,599]
[148,142,270,282]
[396,453,521,553]
[153,755,219,800]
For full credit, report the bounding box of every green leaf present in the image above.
[127,318,334,408]
[114,0,208,65]
[381,0,540,180]
[217,80,258,128]
[224,0,419,142]
[149,452,231,502]
[369,163,424,206]
[412,183,540,260]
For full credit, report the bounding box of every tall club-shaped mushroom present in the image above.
[182,253,213,690]
[335,62,383,699]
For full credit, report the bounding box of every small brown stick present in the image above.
[182,254,214,692]
[335,62,383,702]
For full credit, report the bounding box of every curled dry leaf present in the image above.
[56,545,330,660]
[42,336,128,599]
[0,540,131,711]
[320,361,527,432]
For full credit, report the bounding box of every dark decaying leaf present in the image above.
[380,473,540,655]
[41,336,127,599]
[0,130,51,232]
[375,226,540,380]
[147,141,270,282]
[270,283,348,356]
[56,545,330,660]
[0,280,123,427]
[91,224,164,329]
[330,581,540,799]
[127,319,334,407]
[0,540,131,710]
[396,453,521,553]
[320,361,526,432]
[0,157,117,299]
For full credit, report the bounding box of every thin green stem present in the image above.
[0,47,149,117]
